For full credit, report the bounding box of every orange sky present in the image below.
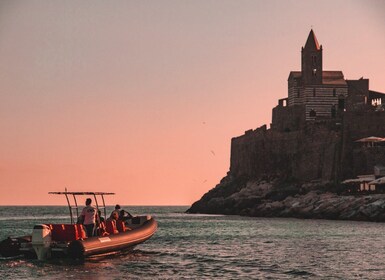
[0,1,384,205]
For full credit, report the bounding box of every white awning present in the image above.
[342,176,375,184]
[355,136,385,143]
[368,177,385,185]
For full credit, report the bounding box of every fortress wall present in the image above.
[339,111,385,178]
[271,104,306,132]
[230,109,385,183]
[350,147,385,176]
[344,111,385,140]
[346,79,369,111]
[230,124,341,182]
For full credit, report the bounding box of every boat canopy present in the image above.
[49,192,115,195]
[49,191,115,224]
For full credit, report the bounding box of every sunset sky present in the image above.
[0,0,384,205]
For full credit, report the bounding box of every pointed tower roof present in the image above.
[304,29,320,50]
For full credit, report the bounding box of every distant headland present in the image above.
[187,30,385,221]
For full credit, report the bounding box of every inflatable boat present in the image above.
[0,192,157,260]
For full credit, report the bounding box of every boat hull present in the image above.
[69,217,157,259]
[0,217,157,260]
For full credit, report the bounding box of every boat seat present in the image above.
[49,224,86,242]
[75,224,87,239]
[105,220,119,235]
[116,220,126,232]
[96,221,109,236]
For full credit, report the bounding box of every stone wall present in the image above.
[346,79,369,111]
[230,122,341,182]
[231,110,385,183]
[339,110,385,178]
[343,110,385,140]
[271,103,306,132]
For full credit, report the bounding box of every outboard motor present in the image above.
[32,224,52,260]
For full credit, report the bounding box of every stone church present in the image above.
[272,30,385,131]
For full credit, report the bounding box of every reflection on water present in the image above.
[1,206,385,279]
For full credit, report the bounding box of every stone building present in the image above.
[271,30,385,132]
[228,29,385,182]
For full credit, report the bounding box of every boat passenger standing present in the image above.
[81,198,97,237]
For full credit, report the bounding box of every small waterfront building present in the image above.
[342,166,385,193]
[355,136,385,148]
[342,175,375,193]
[368,177,385,191]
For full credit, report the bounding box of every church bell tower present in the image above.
[301,29,323,85]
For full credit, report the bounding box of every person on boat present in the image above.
[112,204,133,220]
[107,210,119,222]
[119,209,133,221]
[110,204,121,218]
[97,210,104,223]
[96,210,107,236]
[80,198,97,237]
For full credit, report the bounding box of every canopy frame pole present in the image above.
[64,193,73,224]
[73,194,79,220]
[93,193,99,214]
[48,191,115,224]
[101,194,107,219]
[93,194,101,225]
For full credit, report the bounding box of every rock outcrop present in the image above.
[187,177,385,222]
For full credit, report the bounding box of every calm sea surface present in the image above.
[1,206,385,279]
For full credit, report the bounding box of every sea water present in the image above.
[1,206,385,279]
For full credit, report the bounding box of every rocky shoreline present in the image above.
[187,177,385,222]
